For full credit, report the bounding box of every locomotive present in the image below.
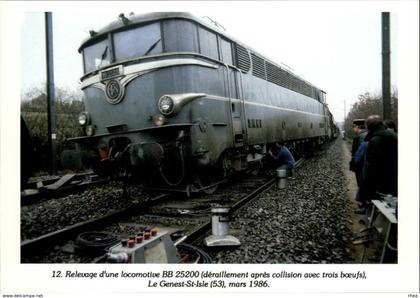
[67,12,337,193]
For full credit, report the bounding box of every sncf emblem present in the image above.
[105,79,123,104]
[92,66,140,105]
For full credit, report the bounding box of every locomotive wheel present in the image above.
[191,152,234,194]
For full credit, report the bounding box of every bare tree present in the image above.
[344,88,398,138]
[21,86,85,172]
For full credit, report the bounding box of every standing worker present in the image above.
[353,138,369,213]
[349,119,368,212]
[350,119,368,171]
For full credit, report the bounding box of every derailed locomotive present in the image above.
[68,12,337,193]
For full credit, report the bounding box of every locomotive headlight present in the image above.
[153,114,166,126]
[158,96,174,115]
[157,93,206,116]
[78,112,90,126]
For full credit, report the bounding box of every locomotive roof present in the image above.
[79,12,273,66]
[79,12,232,51]
[80,12,323,94]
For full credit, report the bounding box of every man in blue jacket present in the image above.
[269,142,295,176]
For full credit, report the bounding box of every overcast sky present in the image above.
[19,2,413,122]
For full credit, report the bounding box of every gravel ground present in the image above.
[20,181,147,241]
[211,139,354,263]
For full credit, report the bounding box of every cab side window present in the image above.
[219,38,233,65]
[198,27,219,60]
[163,20,199,53]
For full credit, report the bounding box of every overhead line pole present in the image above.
[381,12,391,120]
[45,12,56,174]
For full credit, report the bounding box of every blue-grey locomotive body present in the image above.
[70,12,337,192]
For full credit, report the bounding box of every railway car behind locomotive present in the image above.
[67,12,336,193]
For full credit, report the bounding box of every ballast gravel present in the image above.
[20,181,142,241]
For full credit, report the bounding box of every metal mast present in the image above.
[381,12,391,120]
[45,12,56,174]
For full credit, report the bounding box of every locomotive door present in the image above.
[228,67,247,147]
[319,91,329,137]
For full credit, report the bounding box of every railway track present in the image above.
[21,158,304,263]
[20,193,170,259]
[185,157,305,244]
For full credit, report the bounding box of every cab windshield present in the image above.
[82,22,162,74]
[113,22,162,61]
[83,38,111,73]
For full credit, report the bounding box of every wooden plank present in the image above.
[44,173,76,190]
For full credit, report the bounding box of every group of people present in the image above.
[350,115,398,214]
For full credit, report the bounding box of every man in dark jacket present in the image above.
[363,115,398,201]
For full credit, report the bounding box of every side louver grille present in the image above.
[235,44,251,73]
[234,43,319,100]
[265,59,317,98]
[251,53,266,80]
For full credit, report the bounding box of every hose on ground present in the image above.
[177,243,213,264]
[75,231,121,256]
